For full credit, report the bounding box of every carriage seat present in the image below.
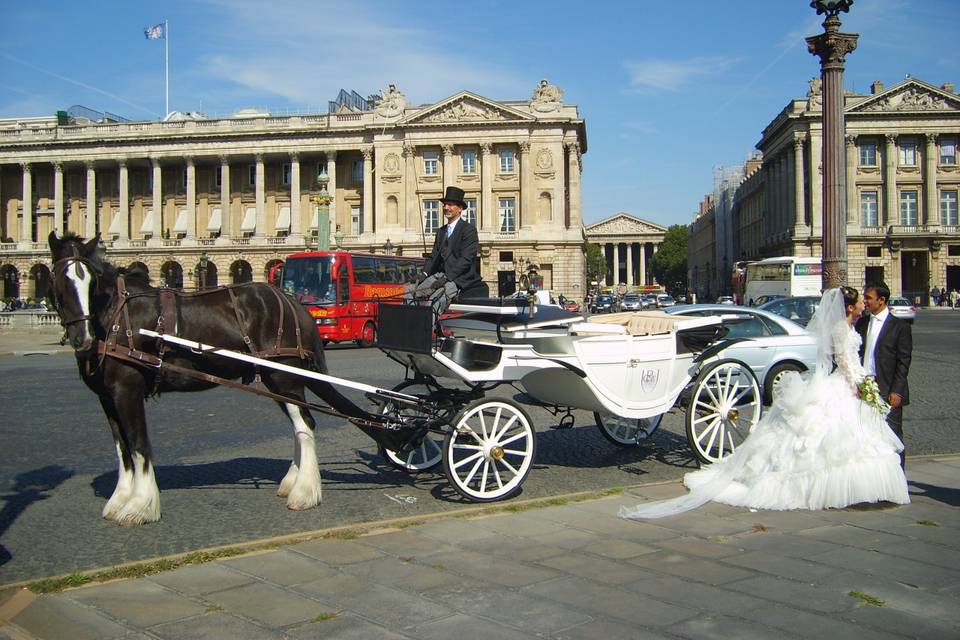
[572,311,682,336]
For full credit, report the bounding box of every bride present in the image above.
[620,287,909,519]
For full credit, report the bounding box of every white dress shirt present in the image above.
[863,306,889,377]
[445,216,459,238]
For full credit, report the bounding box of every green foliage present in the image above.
[649,224,688,293]
[585,242,607,289]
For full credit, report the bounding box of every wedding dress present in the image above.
[620,289,909,519]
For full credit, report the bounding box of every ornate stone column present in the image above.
[845,135,858,224]
[808,10,858,287]
[118,160,130,240]
[85,162,97,238]
[626,242,634,286]
[151,158,163,239]
[185,157,196,238]
[794,135,807,233]
[290,152,301,235]
[441,144,454,190]
[925,133,939,226]
[402,145,416,230]
[20,163,32,243]
[480,143,493,231]
[325,151,338,235]
[519,141,531,229]
[613,243,621,284]
[219,156,231,238]
[884,134,897,226]
[362,146,373,235]
[255,154,265,236]
[565,142,582,230]
[53,162,64,235]
[639,242,646,286]
[809,132,822,236]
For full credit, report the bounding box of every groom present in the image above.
[856,281,912,469]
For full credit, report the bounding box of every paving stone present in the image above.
[713,531,843,558]
[816,569,960,624]
[842,604,960,640]
[526,575,696,627]
[340,556,460,591]
[288,612,413,639]
[809,547,960,590]
[356,528,458,556]
[413,613,538,639]
[147,563,255,596]
[667,612,802,640]
[637,512,756,537]
[202,581,335,628]
[289,538,383,565]
[872,538,960,569]
[741,603,906,640]
[628,550,756,586]
[550,617,675,640]
[473,511,565,537]
[421,580,592,634]
[424,549,561,587]
[222,548,339,586]
[149,611,284,640]
[295,580,452,630]
[414,518,504,545]
[535,551,659,586]
[624,483,689,501]
[729,573,858,613]
[793,523,911,549]
[580,537,659,560]
[10,594,132,640]
[565,496,629,516]
[652,536,745,559]
[814,506,919,529]
[624,575,771,616]
[66,580,206,628]
[531,527,604,550]
[718,549,841,583]
[724,508,834,531]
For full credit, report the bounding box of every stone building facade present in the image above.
[688,195,717,300]
[739,76,960,304]
[584,213,665,289]
[0,81,586,301]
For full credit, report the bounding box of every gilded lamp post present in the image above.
[310,169,333,251]
[807,0,858,289]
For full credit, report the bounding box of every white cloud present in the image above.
[623,56,741,94]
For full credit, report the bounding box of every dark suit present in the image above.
[423,218,482,294]
[856,310,912,466]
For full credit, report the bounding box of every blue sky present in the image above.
[1,0,956,227]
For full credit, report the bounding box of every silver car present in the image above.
[666,304,818,405]
[621,294,643,311]
[887,297,917,323]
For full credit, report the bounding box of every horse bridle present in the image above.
[52,254,99,327]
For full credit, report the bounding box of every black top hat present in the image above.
[439,186,467,209]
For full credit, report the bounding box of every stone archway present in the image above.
[128,261,150,284]
[1,264,20,299]
[264,259,283,284]
[160,261,183,289]
[230,260,252,284]
[30,263,53,301]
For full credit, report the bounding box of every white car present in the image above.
[666,304,818,405]
[656,294,676,308]
[887,297,917,323]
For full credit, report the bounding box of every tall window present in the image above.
[498,197,516,232]
[215,166,222,188]
[461,150,477,174]
[463,198,477,225]
[860,191,879,227]
[352,160,363,183]
[900,190,919,225]
[423,199,440,233]
[941,137,957,165]
[859,140,877,166]
[350,205,362,235]
[423,151,439,175]
[282,163,291,186]
[899,140,917,166]
[248,165,256,186]
[499,148,514,173]
[182,168,188,189]
[942,190,959,226]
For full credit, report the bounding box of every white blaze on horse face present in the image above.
[65,260,94,350]
[283,403,322,509]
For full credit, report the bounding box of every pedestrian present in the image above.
[940,286,947,307]
[930,286,940,307]
[857,281,913,469]
[951,288,959,310]
[404,186,485,318]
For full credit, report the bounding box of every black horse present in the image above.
[48,231,380,524]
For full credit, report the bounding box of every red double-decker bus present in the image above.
[276,251,424,347]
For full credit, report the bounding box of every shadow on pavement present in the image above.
[0,465,74,567]
[908,480,960,507]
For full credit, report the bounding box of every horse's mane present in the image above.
[58,233,152,289]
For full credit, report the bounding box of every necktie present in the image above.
[446,224,453,239]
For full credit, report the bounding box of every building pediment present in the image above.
[849,79,960,113]
[585,213,667,236]
[401,92,535,125]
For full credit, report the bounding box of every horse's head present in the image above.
[49,231,104,353]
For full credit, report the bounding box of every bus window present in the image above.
[338,266,350,304]
[352,257,377,284]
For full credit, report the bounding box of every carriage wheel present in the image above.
[378,381,443,473]
[594,412,663,446]
[442,398,536,502]
[358,321,377,348]
[686,358,761,465]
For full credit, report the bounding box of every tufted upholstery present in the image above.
[581,311,682,336]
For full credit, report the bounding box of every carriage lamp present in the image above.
[810,0,853,17]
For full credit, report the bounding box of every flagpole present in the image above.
[164,19,170,117]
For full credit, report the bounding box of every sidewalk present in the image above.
[0,329,70,357]
[1,456,957,640]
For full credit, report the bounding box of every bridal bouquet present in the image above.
[858,377,891,416]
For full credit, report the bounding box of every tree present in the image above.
[584,242,607,291]
[649,224,688,294]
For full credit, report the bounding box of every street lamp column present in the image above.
[807,0,858,289]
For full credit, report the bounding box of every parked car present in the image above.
[621,294,643,311]
[592,294,616,314]
[716,295,735,306]
[656,294,676,308]
[666,304,818,405]
[641,294,658,309]
[561,299,581,313]
[886,297,917,323]
[751,294,786,307]
[758,296,821,327]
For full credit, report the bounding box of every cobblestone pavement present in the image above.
[1,455,958,639]
[0,312,958,586]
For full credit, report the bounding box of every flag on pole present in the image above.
[144,23,165,40]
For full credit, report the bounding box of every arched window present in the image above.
[386,195,399,225]
[231,260,253,284]
[1,264,21,299]
[30,263,53,301]
[539,192,553,221]
[160,261,183,289]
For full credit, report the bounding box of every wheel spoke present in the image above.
[492,460,504,488]
[453,450,484,470]
[494,414,519,441]
[462,456,485,485]
[703,419,720,455]
[500,448,528,456]
[715,423,726,458]
[730,383,754,405]
[695,416,721,445]
[703,379,723,408]
[479,460,489,493]
[499,431,528,447]
[498,457,520,476]
[693,412,718,425]
[478,410,489,439]
[452,443,484,451]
